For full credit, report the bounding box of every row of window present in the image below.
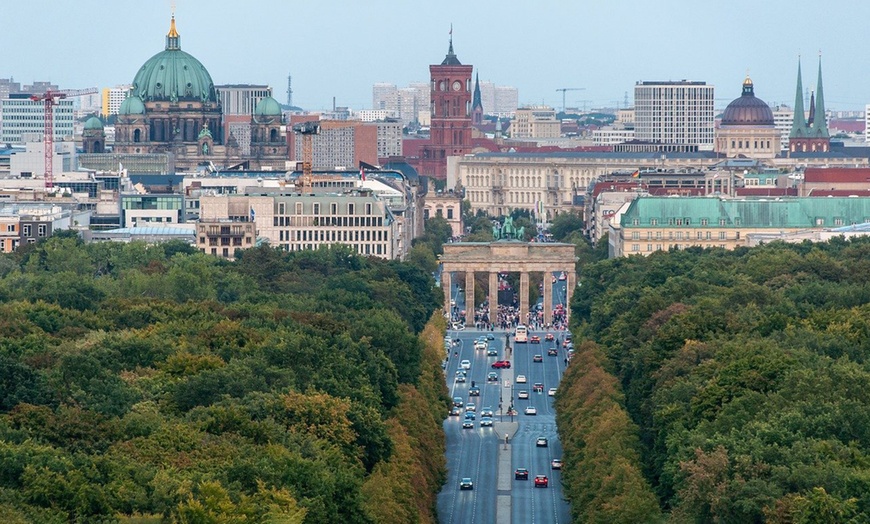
[631,243,726,252]
[631,230,738,241]
[274,216,384,227]
[277,229,388,243]
[631,216,858,227]
[276,201,375,216]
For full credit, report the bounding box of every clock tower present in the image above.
[421,32,473,180]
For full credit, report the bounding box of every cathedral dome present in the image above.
[130,16,217,104]
[254,96,282,118]
[721,77,774,126]
[118,96,146,115]
[83,116,104,130]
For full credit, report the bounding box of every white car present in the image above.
[548,388,557,397]
[465,403,476,412]
[516,375,527,384]
[517,390,529,399]
[525,406,537,415]
[460,359,471,370]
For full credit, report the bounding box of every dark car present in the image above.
[469,386,480,396]
[547,348,558,356]
[460,477,473,490]
[533,383,544,393]
[533,354,543,362]
[449,406,461,416]
[515,468,529,480]
[453,396,464,407]
[530,335,541,344]
[487,371,499,382]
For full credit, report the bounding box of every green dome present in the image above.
[84,116,103,130]
[130,17,217,104]
[118,96,146,115]
[254,96,282,117]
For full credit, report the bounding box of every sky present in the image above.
[4,0,870,112]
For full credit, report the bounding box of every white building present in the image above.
[216,85,272,115]
[773,105,794,151]
[373,83,399,116]
[376,120,402,158]
[634,81,714,150]
[512,106,560,139]
[358,109,390,122]
[865,105,870,143]
[372,82,429,126]
[592,127,635,146]
[1,95,74,144]
[100,85,131,117]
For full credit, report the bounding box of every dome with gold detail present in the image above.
[129,16,217,104]
[721,76,774,127]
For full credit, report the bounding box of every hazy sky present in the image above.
[4,0,870,112]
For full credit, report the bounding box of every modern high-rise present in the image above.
[101,85,132,117]
[478,81,519,117]
[216,84,272,116]
[0,94,74,144]
[634,81,715,150]
[372,82,428,126]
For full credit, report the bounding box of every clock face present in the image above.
[453,81,462,91]
[439,80,447,91]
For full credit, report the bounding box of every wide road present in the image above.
[437,272,572,523]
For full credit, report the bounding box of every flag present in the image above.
[360,166,366,182]
[631,169,640,178]
[250,207,255,222]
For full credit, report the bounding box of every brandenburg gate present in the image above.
[440,241,577,325]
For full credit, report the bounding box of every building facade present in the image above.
[610,196,870,257]
[788,58,830,153]
[101,85,132,117]
[715,77,779,159]
[0,95,74,144]
[419,36,473,179]
[634,81,715,150]
[511,106,560,139]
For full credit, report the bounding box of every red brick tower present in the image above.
[421,30,473,180]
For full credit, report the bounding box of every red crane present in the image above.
[29,87,98,189]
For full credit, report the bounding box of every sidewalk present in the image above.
[493,421,518,524]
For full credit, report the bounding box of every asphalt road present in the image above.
[438,274,572,524]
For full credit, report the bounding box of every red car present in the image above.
[491,360,511,369]
[534,475,549,488]
[545,333,555,341]
[530,335,541,344]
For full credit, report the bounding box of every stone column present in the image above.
[519,271,530,327]
[443,270,452,317]
[465,271,475,324]
[543,271,553,328]
[566,271,576,325]
[489,271,498,328]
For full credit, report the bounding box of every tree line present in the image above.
[559,237,870,523]
[0,235,448,523]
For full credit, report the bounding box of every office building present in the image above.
[0,95,74,144]
[634,81,715,150]
[512,106,560,139]
[101,85,131,117]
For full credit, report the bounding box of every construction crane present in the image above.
[29,87,98,189]
[555,87,585,113]
[292,119,357,190]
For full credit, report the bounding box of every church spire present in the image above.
[166,14,181,50]
[789,57,806,137]
[472,72,482,110]
[813,54,829,137]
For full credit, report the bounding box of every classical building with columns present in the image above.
[440,241,576,325]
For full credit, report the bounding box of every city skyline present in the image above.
[4,0,870,112]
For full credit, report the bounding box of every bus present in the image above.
[515,324,528,343]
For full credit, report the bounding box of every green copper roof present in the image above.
[118,96,146,115]
[812,58,829,137]
[622,197,870,229]
[790,59,806,136]
[83,116,103,130]
[254,96,282,117]
[130,17,217,104]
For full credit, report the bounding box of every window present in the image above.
[834,218,844,226]
[815,218,824,226]
[719,231,726,240]
[719,219,726,226]
[632,218,639,226]
[313,203,320,215]
[631,244,639,252]
[295,202,303,215]
[650,218,658,226]
[701,218,708,226]
[23,225,31,237]
[37,224,46,237]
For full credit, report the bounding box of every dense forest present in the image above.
[0,234,448,523]
[558,237,870,523]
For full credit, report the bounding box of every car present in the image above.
[480,417,493,427]
[559,271,567,281]
[517,390,529,399]
[464,412,476,420]
[547,348,558,356]
[515,468,529,480]
[465,403,476,412]
[469,386,480,396]
[480,407,494,417]
[533,354,543,362]
[530,335,541,344]
[455,374,467,383]
[462,420,474,429]
[548,388,558,397]
[533,383,544,393]
[525,406,537,415]
[486,333,495,340]
[460,477,473,490]
[552,459,562,470]
[535,475,549,488]
[516,375,527,383]
[450,406,461,416]
[487,371,498,382]
[491,360,511,369]
[453,396,464,407]
[487,347,498,356]
[545,333,555,341]
[455,369,466,376]
[460,359,471,369]
[536,436,548,447]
